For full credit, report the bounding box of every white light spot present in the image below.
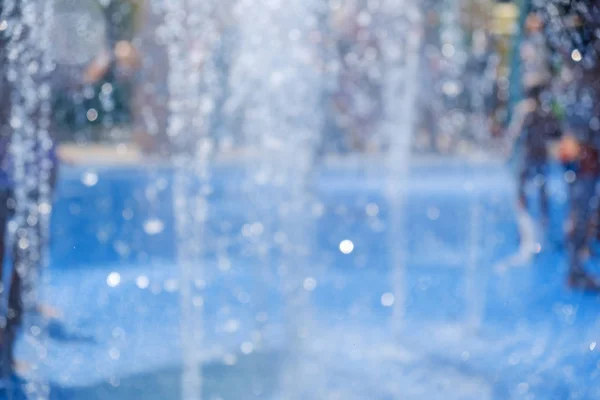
[194,279,206,290]
[143,218,164,235]
[237,291,250,304]
[101,83,113,95]
[164,279,179,292]
[39,202,52,215]
[250,222,264,236]
[82,171,99,187]
[218,257,231,271]
[256,312,268,323]
[571,49,582,62]
[136,275,149,289]
[109,348,120,360]
[274,231,287,244]
[365,203,379,217]
[18,238,29,250]
[288,29,301,41]
[87,108,99,122]
[590,342,597,351]
[223,353,237,366]
[192,296,204,308]
[241,342,254,355]
[223,319,240,333]
[564,170,576,184]
[30,325,41,336]
[303,277,317,292]
[517,382,529,394]
[427,207,440,220]
[312,203,325,217]
[339,240,354,254]
[381,292,395,307]
[107,272,121,287]
[0,20,7,31]
[112,327,125,339]
[122,209,134,220]
[442,44,455,58]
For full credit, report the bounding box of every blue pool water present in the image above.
[5,158,600,399]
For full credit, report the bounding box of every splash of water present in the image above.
[2,0,55,398]
[161,0,220,398]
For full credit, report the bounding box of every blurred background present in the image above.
[1,0,600,399]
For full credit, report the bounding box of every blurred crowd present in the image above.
[506,3,600,290]
[0,0,510,156]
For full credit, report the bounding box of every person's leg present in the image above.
[4,267,21,372]
[518,159,530,211]
[567,175,600,289]
[539,163,550,225]
[0,190,11,379]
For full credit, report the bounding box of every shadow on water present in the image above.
[3,351,283,400]
[47,320,97,345]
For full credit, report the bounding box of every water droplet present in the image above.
[112,327,125,339]
[218,257,231,271]
[256,312,268,323]
[250,222,264,236]
[241,342,254,355]
[517,382,529,394]
[366,203,379,217]
[109,348,120,360]
[223,353,237,366]
[339,240,354,254]
[122,208,134,220]
[571,49,582,62]
[87,108,99,122]
[241,224,252,237]
[590,342,597,351]
[381,293,395,307]
[18,238,29,250]
[82,171,99,187]
[101,83,113,95]
[164,279,179,292]
[30,325,41,336]
[223,319,240,333]
[107,272,121,287]
[564,170,576,184]
[136,275,149,289]
[193,296,204,308]
[39,202,52,215]
[303,277,317,291]
[442,44,455,57]
[427,207,440,220]
[143,218,164,235]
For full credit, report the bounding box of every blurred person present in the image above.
[506,87,561,266]
[520,13,553,92]
[330,4,383,152]
[556,90,600,290]
[511,88,561,225]
[545,3,600,290]
[505,13,558,262]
